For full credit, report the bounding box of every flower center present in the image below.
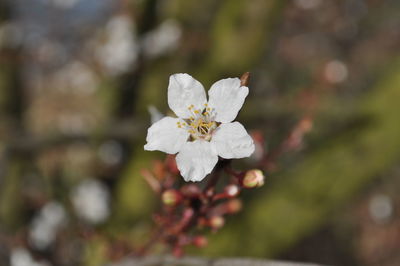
[176,104,218,141]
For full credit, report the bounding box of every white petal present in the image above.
[176,140,218,182]
[144,117,189,154]
[167,73,207,118]
[211,122,255,159]
[207,78,249,123]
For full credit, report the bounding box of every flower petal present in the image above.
[207,78,249,123]
[144,117,189,154]
[211,122,255,159]
[167,73,207,119]
[176,140,218,182]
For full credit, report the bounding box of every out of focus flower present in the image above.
[324,60,348,84]
[11,248,50,266]
[71,179,110,224]
[369,194,393,224]
[148,105,165,124]
[142,20,182,58]
[144,74,254,182]
[54,61,97,94]
[94,15,138,75]
[29,202,67,250]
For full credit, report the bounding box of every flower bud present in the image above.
[224,184,240,197]
[192,236,208,248]
[161,189,182,206]
[181,184,201,198]
[242,169,265,188]
[226,199,242,214]
[240,72,250,86]
[209,216,225,230]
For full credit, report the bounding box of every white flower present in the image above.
[144,74,255,182]
[29,202,67,250]
[71,179,110,224]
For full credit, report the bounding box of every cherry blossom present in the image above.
[144,73,254,182]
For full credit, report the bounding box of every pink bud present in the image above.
[224,184,240,197]
[209,216,225,229]
[242,169,265,188]
[181,184,201,198]
[161,189,182,206]
[226,199,242,214]
[192,236,208,248]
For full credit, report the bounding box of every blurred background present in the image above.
[0,0,400,265]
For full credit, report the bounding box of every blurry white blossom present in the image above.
[148,105,165,124]
[142,20,182,58]
[29,202,66,250]
[11,248,50,266]
[54,61,97,94]
[369,194,393,224]
[144,74,254,182]
[95,15,138,75]
[71,179,110,224]
[324,60,348,84]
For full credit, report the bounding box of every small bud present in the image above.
[240,72,250,86]
[192,236,208,248]
[224,184,240,197]
[181,184,201,198]
[209,216,225,229]
[299,117,313,132]
[162,189,182,206]
[226,199,242,214]
[242,169,265,188]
